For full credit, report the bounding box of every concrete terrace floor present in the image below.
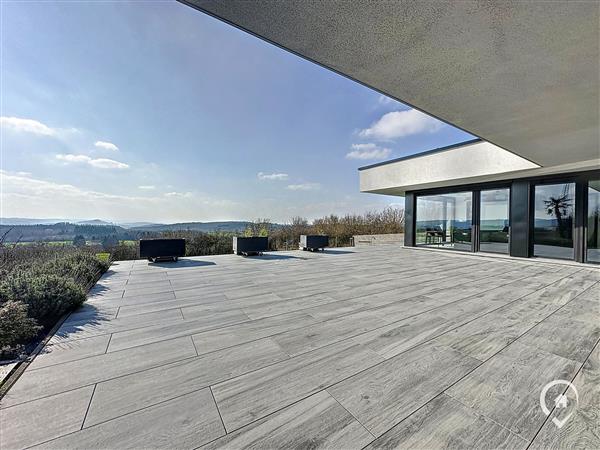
[1,246,599,449]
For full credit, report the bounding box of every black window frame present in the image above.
[406,169,600,263]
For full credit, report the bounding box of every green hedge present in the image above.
[0,273,86,327]
[0,301,41,356]
[0,246,109,359]
[39,252,110,288]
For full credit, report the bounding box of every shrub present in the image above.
[0,272,87,327]
[0,243,109,357]
[243,219,272,237]
[40,252,110,288]
[269,207,405,249]
[101,235,119,250]
[160,231,233,256]
[0,301,41,358]
[72,235,86,247]
[96,252,111,262]
[109,242,138,261]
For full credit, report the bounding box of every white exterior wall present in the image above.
[360,141,540,194]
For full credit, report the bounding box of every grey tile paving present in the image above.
[517,296,600,363]
[2,336,196,407]
[366,393,527,449]
[328,342,480,436]
[528,342,600,450]
[106,308,250,352]
[446,341,580,441]
[62,304,118,323]
[49,307,185,344]
[121,284,175,297]
[0,386,94,449]
[435,272,595,361]
[191,311,319,355]
[84,338,288,427]
[117,293,228,317]
[203,390,373,450]
[33,389,225,449]
[212,340,384,431]
[1,246,598,449]
[94,290,176,306]
[28,335,111,370]
[351,293,510,359]
[272,310,389,357]
[241,293,338,320]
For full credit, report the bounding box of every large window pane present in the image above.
[416,192,472,251]
[588,180,600,263]
[480,188,510,254]
[534,183,575,259]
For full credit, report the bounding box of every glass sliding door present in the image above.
[588,180,600,263]
[480,188,510,253]
[416,191,472,251]
[534,182,575,259]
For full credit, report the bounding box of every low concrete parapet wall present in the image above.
[353,233,404,247]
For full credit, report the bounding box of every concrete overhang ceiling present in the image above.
[182,1,600,167]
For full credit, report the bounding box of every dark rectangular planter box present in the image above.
[139,239,185,261]
[300,235,329,251]
[233,236,268,256]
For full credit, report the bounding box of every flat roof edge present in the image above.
[357,138,483,171]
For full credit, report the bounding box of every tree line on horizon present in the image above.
[1,207,405,261]
[109,207,405,259]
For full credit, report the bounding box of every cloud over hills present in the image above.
[1,116,57,136]
[56,154,129,169]
[346,143,391,160]
[95,141,119,151]
[258,172,289,181]
[359,109,443,140]
[286,182,321,191]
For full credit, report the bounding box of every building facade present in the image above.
[359,140,599,264]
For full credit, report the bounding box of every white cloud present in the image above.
[286,182,321,191]
[94,141,119,151]
[164,191,193,198]
[88,158,129,169]
[258,172,289,181]
[359,109,443,140]
[56,154,92,163]
[1,116,56,136]
[138,185,156,190]
[56,154,129,170]
[346,143,392,160]
[0,170,237,222]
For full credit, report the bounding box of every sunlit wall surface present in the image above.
[416,192,472,250]
[534,183,575,259]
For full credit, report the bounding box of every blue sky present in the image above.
[1,1,472,223]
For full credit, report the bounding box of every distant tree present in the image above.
[72,235,86,247]
[244,219,272,237]
[101,235,119,250]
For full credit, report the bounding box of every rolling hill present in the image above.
[129,221,255,232]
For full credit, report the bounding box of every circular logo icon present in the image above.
[539,379,578,428]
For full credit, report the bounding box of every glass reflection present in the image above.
[416,192,472,251]
[480,188,510,254]
[588,180,600,263]
[534,183,575,259]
